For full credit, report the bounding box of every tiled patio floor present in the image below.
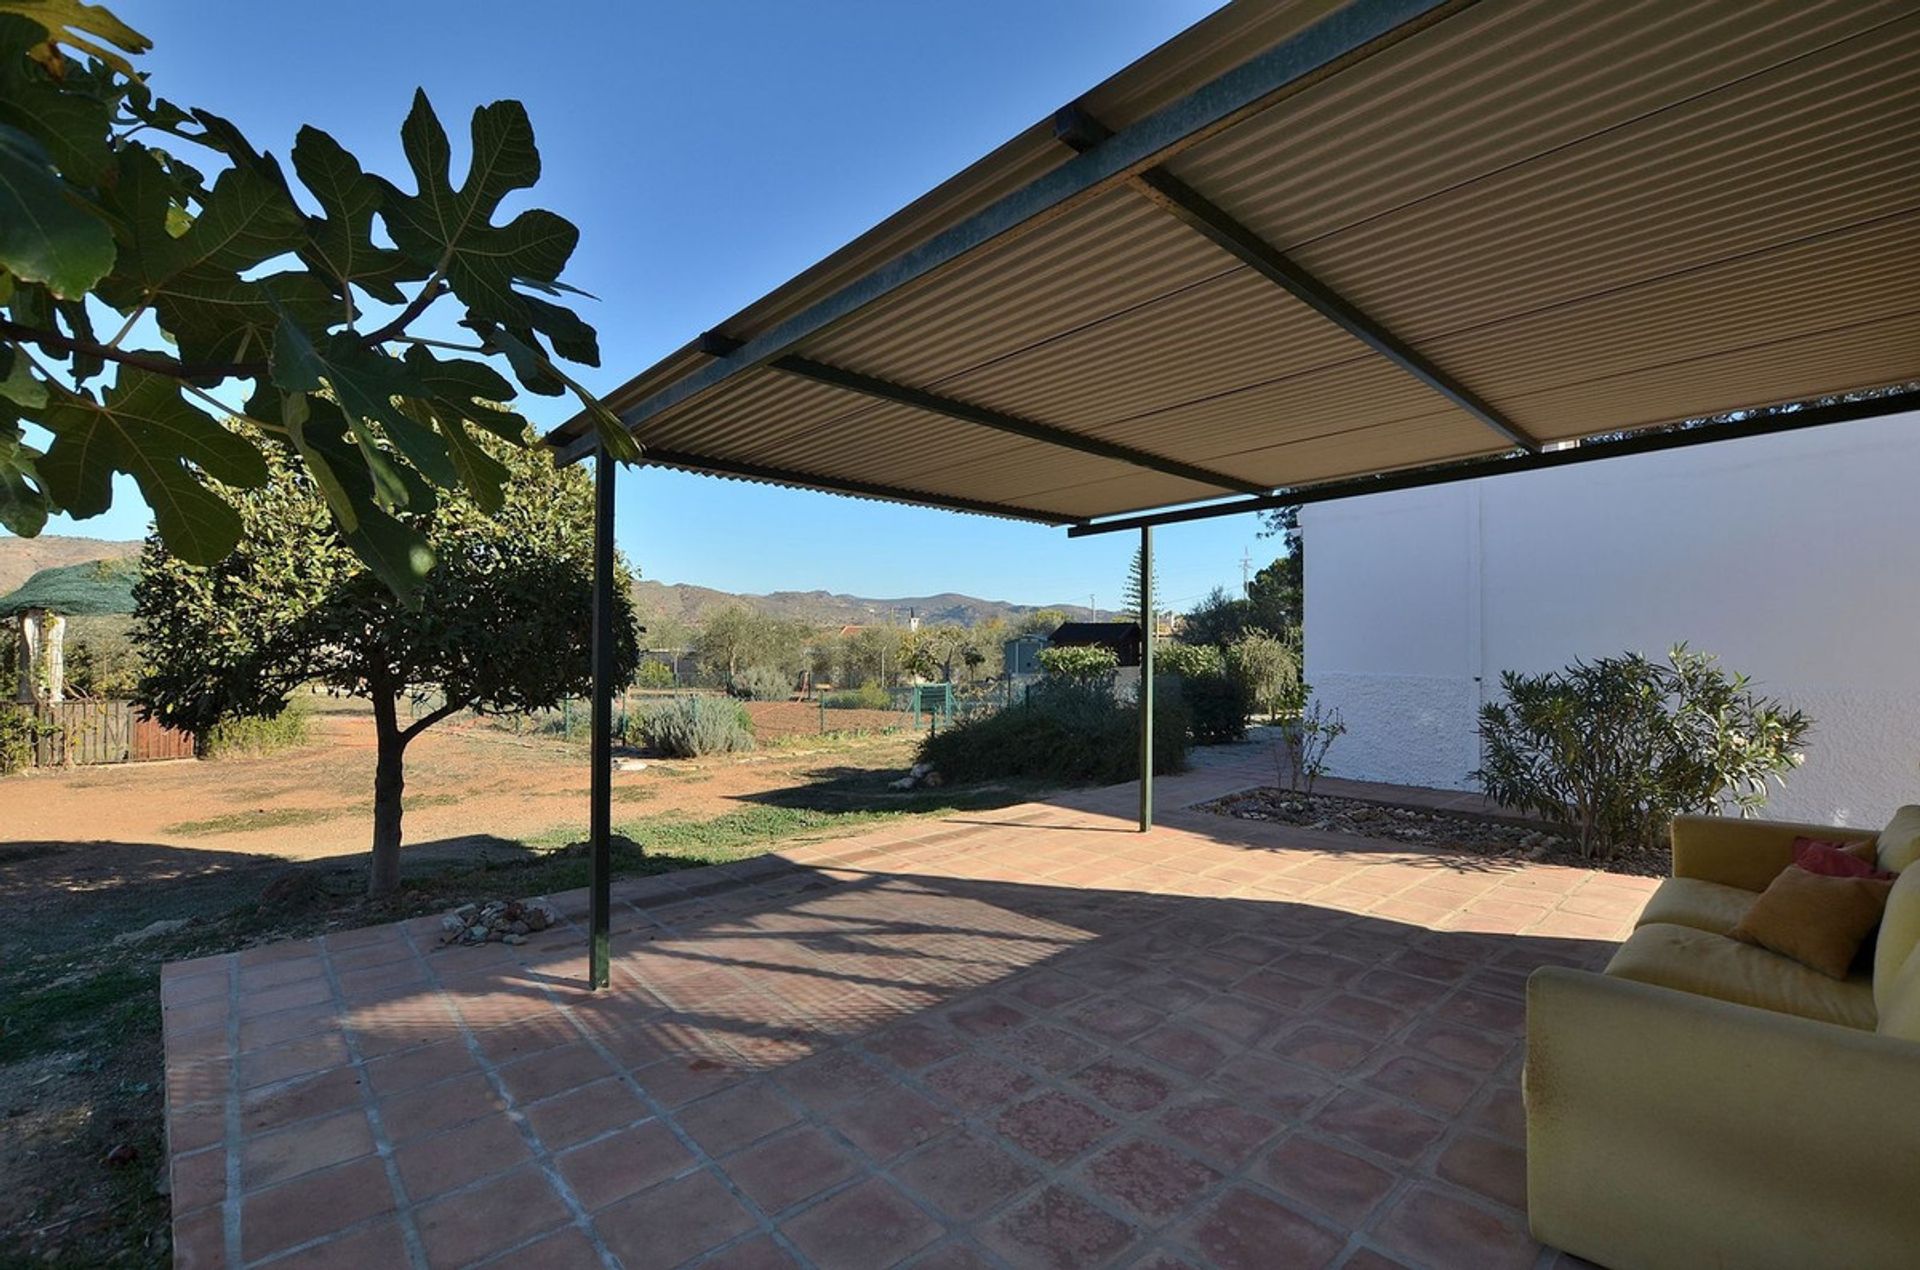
[162,757,1655,1269]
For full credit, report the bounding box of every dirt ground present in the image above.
[3,698,922,867]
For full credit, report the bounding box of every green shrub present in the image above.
[627,696,755,757]
[1036,644,1119,682]
[731,665,793,701]
[201,696,312,758]
[1155,641,1224,679]
[1179,671,1253,745]
[0,706,45,775]
[824,683,890,710]
[917,678,1188,785]
[1224,630,1300,716]
[1475,645,1811,860]
[635,660,677,689]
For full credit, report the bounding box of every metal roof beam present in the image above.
[1065,389,1920,537]
[551,0,1469,463]
[1054,104,1542,453]
[698,333,1271,496]
[637,440,1077,525]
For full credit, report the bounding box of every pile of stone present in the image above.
[888,762,946,791]
[439,898,561,947]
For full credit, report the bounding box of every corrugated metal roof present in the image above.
[555,0,1920,525]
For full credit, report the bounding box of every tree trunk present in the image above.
[370,691,407,896]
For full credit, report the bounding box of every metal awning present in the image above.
[549,0,1920,528]
[557,0,1920,989]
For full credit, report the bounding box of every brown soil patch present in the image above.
[745,699,909,741]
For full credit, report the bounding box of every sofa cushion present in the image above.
[1605,922,1876,1030]
[1729,866,1893,980]
[1876,805,1920,874]
[1874,864,1920,1026]
[1794,839,1894,879]
[1635,877,1757,936]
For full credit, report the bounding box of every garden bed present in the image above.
[1201,788,1669,877]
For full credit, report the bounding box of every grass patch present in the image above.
[611,785,658,803]
[162,805,342,836]
[0,966,157,1066]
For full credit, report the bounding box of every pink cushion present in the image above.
[1792,837,1894,880]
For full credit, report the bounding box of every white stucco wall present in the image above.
[1303,410,1920,828]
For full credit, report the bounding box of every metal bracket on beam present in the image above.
[698,332,1270,496]
[1055,104,1541,454]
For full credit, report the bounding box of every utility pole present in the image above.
[1089,593,1098,622]
[1240,547,1253,597]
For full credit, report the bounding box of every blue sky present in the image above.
[19,0,1289,614]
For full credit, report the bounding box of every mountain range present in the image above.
[0,536,1090,631]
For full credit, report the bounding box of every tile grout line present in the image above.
[399,920,631,1270]
[315,936,433,1270]
[529,906,827,1269]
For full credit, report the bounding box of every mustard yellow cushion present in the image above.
[1636,877,1756,936]
[1605,922,1877,1030]
[1876,805,1920,874]
[1874,866,1920,1021]
[1729,866,1892,980]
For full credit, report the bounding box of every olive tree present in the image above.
[0,2,634,600]
[135,435,638,895]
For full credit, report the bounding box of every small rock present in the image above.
[524,910,550,932]
[921,771,945,788]
[452,903,478,920]
[502,933,527,946]
[888,776,917,791]
[113,917,191,946]
[440,914,467,934]
[910,762,932,778]
[507,920,529,935]
[616,759,648,772]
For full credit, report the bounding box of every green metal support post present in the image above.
[1138,524,1154,832]
[588,445,615,990]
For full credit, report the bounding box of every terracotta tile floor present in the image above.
[161,757,1654,1269]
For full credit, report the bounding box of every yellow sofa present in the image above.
[1525,809,1920,1270]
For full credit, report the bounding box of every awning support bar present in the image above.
[1055,105,1542,454]
[588,444,615,990]
[1065,388,1920,537]
[699,333,1270,496]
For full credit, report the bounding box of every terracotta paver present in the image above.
[161,753,1655,1267]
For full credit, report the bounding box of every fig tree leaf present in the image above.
[35,369,269,562]
[269,314,457,492]
[374,92,581,328]
[0,14,112,184]
[472,320,637,462]
[341,500,434,605]
[0,123,113,297]
[151,269,336,369]
[290,125,415,305]
[0,416,48,536]
[0,0,149,75]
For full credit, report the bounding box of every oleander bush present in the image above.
[1475,645,1811,859]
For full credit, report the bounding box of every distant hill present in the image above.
[630,579,1091,640]
[1,536,1090,634]
[0,535,141,594]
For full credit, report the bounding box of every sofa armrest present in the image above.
[1669,814,1871,890]
[1526,966,1920,1270]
